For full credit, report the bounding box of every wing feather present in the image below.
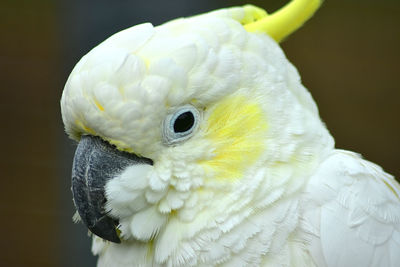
[302,150,400,267]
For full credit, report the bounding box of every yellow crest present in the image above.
[244,0,323,42]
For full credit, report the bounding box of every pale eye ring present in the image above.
[162,105,200,145]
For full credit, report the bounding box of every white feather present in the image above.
[130,206,167,241]
[61,4,400,267]
[302,150,400,267]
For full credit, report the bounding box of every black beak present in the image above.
[71,135,153,243]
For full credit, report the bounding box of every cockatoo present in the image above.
[61,0,400,266]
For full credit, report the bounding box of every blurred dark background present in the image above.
[1,0,399,266]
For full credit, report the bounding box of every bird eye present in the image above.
[173,111,195,133]
[163,105,200,145]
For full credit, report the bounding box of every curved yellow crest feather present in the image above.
[244,0,323,42]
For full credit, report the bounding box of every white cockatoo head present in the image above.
[61,0,334,265]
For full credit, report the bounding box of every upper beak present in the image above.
[71,135,153,243]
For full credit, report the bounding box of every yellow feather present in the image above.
[94,99,105,111]
[203,96,268,179]
[244,0,323,42]
[75,119,96,135]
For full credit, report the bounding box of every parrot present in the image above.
[60,0,400,266]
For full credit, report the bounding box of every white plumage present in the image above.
[61,3,400,266]
[303,150,400,267]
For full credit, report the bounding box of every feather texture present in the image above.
[60,4,399,267]
[301,150,400,267]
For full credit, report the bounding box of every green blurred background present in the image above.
[1,0,399,266]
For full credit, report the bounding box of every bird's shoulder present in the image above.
[301,149,400,267]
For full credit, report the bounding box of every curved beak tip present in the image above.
[71,135,152,244]
[89,216,121,243]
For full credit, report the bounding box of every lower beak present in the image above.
[71,135,153,243]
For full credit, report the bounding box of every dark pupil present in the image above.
[173,111,194,133]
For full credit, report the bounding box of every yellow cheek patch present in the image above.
[203,96,268,179]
